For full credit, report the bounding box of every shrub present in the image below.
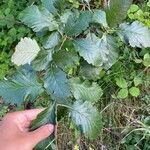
[0,0,150,149]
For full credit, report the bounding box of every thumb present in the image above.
[28,124,54,147]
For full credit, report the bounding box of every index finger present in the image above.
[2,108,45,132]
[20,108,45,121]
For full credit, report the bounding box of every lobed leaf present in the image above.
[31,104,56,130]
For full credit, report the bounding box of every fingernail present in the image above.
[47,124,54,132]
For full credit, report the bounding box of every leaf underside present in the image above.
[118,21,150,48]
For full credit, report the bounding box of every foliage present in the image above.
[0,68,44,105]
[0,104,9,118]
[0,0,33,79]
[128,1,150,27]
[0,51,10,80]
[0,0,150,149]
[105,0,133,27]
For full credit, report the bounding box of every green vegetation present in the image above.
[0,0,150,150]
[0,0,33,79]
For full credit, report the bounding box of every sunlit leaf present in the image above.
[117,88,128,99]
[129,87,140,97]
[11,37,40,66]
[118,21,150,48]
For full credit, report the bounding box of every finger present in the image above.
[28,124,54,147]
[18,108,45,121]
[4,108,45,122]
[16,108,45,124]
[9,109,45,131]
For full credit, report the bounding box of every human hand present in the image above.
[0,109,54,150]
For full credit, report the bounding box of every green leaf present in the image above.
[129,87,140,97]
[32,49,53,71]
[92,10,108,27]
[20,5,58,32]
[41,0,65,14]
[44,66,71,104]
[0,15,15,28]
[70,101,102,139]
[60,10,74,24]
[105,0,132,27]
[74,33,118,68]
[115,78,128,88]
[80,61,102,80]
[143,53,150,67]
[147,0,150,7]
[30,103,55,150]
[41,0,58,14]
[34,137,54,150]
[31,104,55,130]
[73,35,102,66]
[70,78,103,103]
[92,34,119,69]
[118,21,150,48]
[128,4,139,13]
[64,11,92,36]
[117,88,128,99]
[53,49,80,71]
[44,32,61,49]
[134,76,142,86]
[0,68,44,105]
